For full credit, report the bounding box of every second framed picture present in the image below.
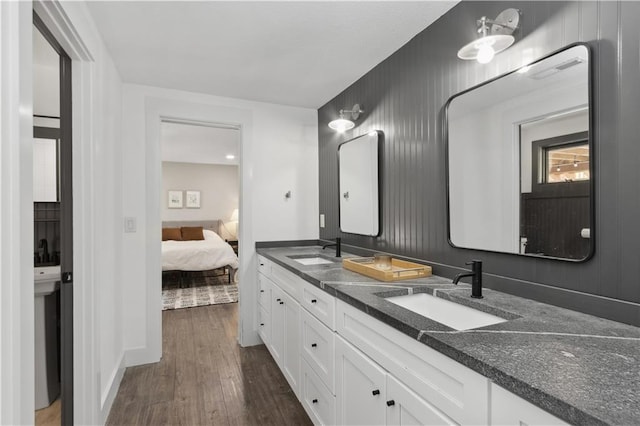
[186,190,201,208]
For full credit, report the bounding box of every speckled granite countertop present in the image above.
[257,245,640,426]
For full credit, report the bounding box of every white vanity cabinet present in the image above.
[270,281,301,397]
[336,333,457,426]
[490,383,568,426]
[257,273,272,345]
[256,254,568,426]
[335,335,387,425]
[257,256,301,398]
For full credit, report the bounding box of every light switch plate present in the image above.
[124,217,137,233]
[320,214,325,228]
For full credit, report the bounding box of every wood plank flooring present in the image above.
[106,303,312,425]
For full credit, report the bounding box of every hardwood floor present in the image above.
[106,303,312,425]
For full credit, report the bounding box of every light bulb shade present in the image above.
[457,34,515,62]
[230,208,239,222]
[328,118,355,132]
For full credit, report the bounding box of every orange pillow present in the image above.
[162,227,182,241]
[181,226,204,241]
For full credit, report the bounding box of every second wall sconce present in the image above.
[328,104,363,132]
[457,8,520,64]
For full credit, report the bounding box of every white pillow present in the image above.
[203,229,224,243]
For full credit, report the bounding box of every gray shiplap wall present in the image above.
[318,1,640,326]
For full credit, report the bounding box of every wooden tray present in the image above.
[342,257,432,282]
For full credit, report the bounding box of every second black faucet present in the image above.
[322,237,341,257]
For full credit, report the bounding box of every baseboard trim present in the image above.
[99,354,125,424]
[124,346,161,368]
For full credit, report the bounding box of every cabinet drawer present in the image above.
[271,262,302,301]
[301,280,336,330]
[491,383,568,425]
[301,308,335,393]
[257,255,272,278]
[258,305,270,345]
[258,273,272,312]
[337,300,489,425]
[301,358,336,426]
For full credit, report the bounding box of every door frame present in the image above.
[138,98,257,368]
[33,1,100,424]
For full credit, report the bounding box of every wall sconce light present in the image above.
[457,8,520,64]
[328,104,363,132]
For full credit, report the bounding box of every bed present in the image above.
[161,220,238,284]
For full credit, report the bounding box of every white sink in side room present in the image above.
[386,293,508,331]
[34,265,61,296]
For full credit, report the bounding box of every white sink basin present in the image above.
[291,257,335,266]
[386,293,507,331]
[34,265,61,296]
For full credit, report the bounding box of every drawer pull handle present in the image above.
[372,389,380,396]
[311,299,317,303]
[311,343,317,348]
[276,298,281,302]
[386,400,395,407]
[312,399,318,404]
[279,301,284,305]
[260,323,264,326]
[260,263,264,266]
[260,290,265,293]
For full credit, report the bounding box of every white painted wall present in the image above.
[120,84,318,368]
[162,161,239,239]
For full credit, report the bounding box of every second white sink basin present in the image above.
[386,293,507,330]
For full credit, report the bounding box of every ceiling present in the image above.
[86,1,458,109]
[160,121,240,165]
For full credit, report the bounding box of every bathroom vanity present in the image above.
[256,244,640,426]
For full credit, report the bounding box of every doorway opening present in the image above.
[33,11,73,426]
[158,119,241,311]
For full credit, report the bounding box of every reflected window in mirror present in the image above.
[446,44,593,261]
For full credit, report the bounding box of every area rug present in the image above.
[162,271,238,310]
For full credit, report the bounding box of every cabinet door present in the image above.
[258,273,272,312]
[258,305,270,346]
[282,289,301,397]
[269,285,285,368]
[335,336,386,426]
[386,374,456,426]
[301,358,336,426]
[491,383,568,425]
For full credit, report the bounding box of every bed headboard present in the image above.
[162,220,222,235]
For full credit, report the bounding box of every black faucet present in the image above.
[453,260,483,299]
[322,237,341,257]
[39,238,49,263]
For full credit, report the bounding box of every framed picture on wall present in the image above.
[186,190,201,208]
[168,190,183,208]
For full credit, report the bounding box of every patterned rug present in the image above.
[162,270,238,310]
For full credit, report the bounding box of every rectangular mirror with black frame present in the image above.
[446,44,593,261]
[338,131,380,237]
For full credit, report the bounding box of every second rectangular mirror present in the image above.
[339,131,380,236]
[446,44,592,261]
